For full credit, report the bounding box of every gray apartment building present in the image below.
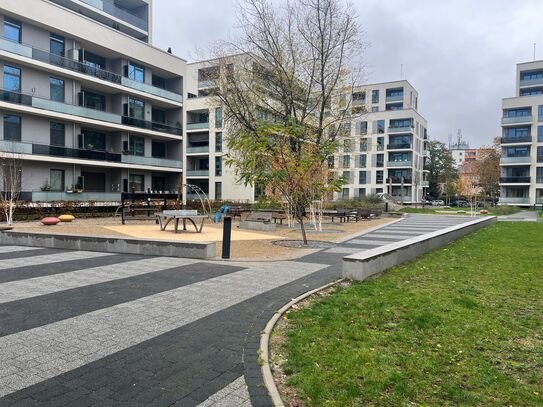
[0,0,186,201]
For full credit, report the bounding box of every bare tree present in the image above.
[0,151,23,225]
[208,0,365,243]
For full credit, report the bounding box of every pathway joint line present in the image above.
[260,278,345,407]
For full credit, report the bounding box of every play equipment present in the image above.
[41,217,60,226]
[59,214,75,222]
[184,184,212,219]
[213,204,230,223]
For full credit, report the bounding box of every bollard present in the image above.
[222,216,232,259]
[385,202,389,212]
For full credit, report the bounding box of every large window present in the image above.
[342,155,350,168]
[376,120,385,133]
[372,89,379,104]
[215,182,222,200]
[152,141,166,158]
[520,88,543,96]
[520,70,543,80]
[215,132,223,152]
[215,107,222,128]
[215,156,222,176]
[376,170,384,184]
[84,51,106,70]
[390,152,410,162]
[4,18,21,43]
[504,127,530,139]
[128,98,145,120]
[538,126,543,142]
[127,61,145,83]
[504,146,530,157]
[3,65,21,92]
[50,169,65,191]
[152,75,166,89]
[357,121,368,135]
[359,171,367,184]
[358,154,366,167]
[152,108,166,124]
[504,108,531,117]
[390,118,413,129]
[49,77,65,102]
[129,174,145,192]
[128,136,145,156]
[81,130,106,150]
[3,115,21,142]
[50,122,65,146]
[50,33,65,56]
[83,91,106,111]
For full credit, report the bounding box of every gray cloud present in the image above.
[152,0,543,147]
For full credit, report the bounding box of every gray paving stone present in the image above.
[0,251,114,271]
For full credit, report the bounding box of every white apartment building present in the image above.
[334,80,429,204]
[0,0,186,202]
[499,60,543,206]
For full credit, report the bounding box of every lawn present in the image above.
[400,205,522,216]
[276,223,543,406]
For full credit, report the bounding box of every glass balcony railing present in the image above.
[387,143,412,150]
[499,197,530,204]
[121,155,182,168]
[79,0,148,31]
[0,140,33,155]
[0,36,182,103]
[537,196,543,204]
[389,177,412,184]
[501,115,532,124]
[421,180,430,187]
[385,94,403,102]
[198,80,217,89]
[186,170,210,177]
[537,177,543,183]
[500,136,532,144]
[186,146,210,154]
[32,191,122,202]
[388,126,414,133]
[500,156,531,164]
[499,177,531,183]
[32,98,122,124]
[187,122,210,131]
[391,195,412,202]
[519,77,543,87]
[387,161,413,167]
[121,117,182,135]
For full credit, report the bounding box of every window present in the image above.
[129,136,145,156]
[520,70,543,81]
[84,51,106,70]
[215,156,222,176]
[4,17,21,43]
[152,75,166,89]
[504,108,531,118]
[3,115,21,142]
[151,176,165,192]
[49,122,65,146]
[538,126,543,142]
[377,136,384,151]
[127,61,145,83]
[50,169,65,191]
[386,87,404,97]
[390,152,409,162]
[342,155,350,168]
[152,141,166,158]
[50,33,65,56]
[359,171,367,184]
[3,65,21,92]
[390,118,413,129]
[343,139,352,152]
[372,89,379,104]
[357,188,366,197]
[341,188,349,199]
[128,98,145,120]
[49,77,64,102]
[129,174,145,192]
[215,182,222,200]
[520,88,543,96]
[376,170,384,184]
[376,153,384,166]
[215,107,223,128]
[377,120,385,134]
[357,121,367,135]
[83,91,106,111]
[215,132,222,152]
[327,156,335,168]
[504,146,530,157]
[504,127,530,139]
[371,106,378,112]
[359,154,367,168]
[152,108,166,124]
[81,129,106,150]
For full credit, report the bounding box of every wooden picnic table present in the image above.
[156,210,207,233]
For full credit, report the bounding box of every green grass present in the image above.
[281,223,543,406]
[400,206,522,216]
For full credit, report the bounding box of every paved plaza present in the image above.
[0,215,476,406]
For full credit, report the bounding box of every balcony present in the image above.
[33,98,122,124]
[500,156,531,164]
[186,146,210,154]
[391,195,412,202]
[121,155,182,169]
[121,117,182,135]
[500,177,531,183]
[187,122,210,131]
[198,80,217,89]
[387,160,412,167]
[501,115,532,124]
[32,191,121,202]
[186,170,209,177]
[385,95,403,103]
[387,143,412,150]
[500,136,532,144]
[499,197,530,204]
[389,177,412,184]
[519,77,543,87]
[388,126,414,133]
[0,37,182,103]
[79,0,148,31]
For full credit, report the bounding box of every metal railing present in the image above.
[121,116,182,135]
[389,177,412,184]
[499,176,531,183]
[500,136,532,144]
[519,77,543,87]
[79,0,148,31]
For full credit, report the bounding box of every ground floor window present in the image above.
[50,169,64,191]
[129,174,145,192]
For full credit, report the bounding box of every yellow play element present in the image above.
[59,214,75,222]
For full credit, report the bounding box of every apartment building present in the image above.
[333,80,430,204]
[0,0,185,202]
[499,60,543,206]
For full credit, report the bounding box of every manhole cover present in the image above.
[272,240,335,249]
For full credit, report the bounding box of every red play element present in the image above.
[41,217,60,226]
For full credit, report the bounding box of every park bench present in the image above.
[239,212,277,231]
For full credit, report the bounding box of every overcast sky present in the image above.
[153,0,543,148]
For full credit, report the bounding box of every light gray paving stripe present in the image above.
[198,376,251,407]
[361,234,409,240]
[347,239,400,246]
[0,251,114,271]
[0,246,43,254]
[0,257,200,304]
[374,230,423,236]
[0,261,327,397]
[325,247,367,254]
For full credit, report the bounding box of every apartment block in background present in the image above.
[0,0,185,202]
[499,60,543,206]
[333,80,429,204]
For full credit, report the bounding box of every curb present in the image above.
[259,278,345,406]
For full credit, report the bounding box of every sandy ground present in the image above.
[12,216,393,260]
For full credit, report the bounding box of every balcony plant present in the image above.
[40,180,52,192]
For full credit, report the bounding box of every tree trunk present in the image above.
[299,214,308,245]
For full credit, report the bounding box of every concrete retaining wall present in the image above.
[343,216,496,281]
[0,231,216,259]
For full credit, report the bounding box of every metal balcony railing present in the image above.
[79,0,148,31]
[499,177,531,183]
[121,117,182,135]
[500,136,532,144]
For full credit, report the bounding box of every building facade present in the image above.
[0,0,186,202]
[499,60,543,206]
[333,80,429,204]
